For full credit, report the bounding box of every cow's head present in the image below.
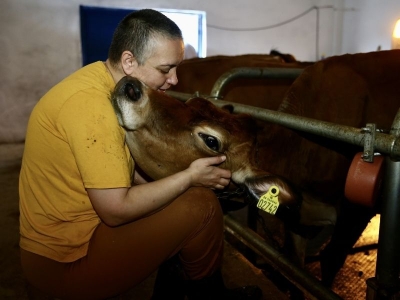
[112,76,302,223]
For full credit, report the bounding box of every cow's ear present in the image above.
[221,104,234,114]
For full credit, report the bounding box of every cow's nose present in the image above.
[124,82,142,102]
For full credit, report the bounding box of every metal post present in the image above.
[367,110,400,299]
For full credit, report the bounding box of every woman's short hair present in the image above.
[108,9,183,67]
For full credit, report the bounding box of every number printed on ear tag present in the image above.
[257,186,280,215]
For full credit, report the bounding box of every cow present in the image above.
[253,49,400,287]
[170,53,313,111]
[111,75,303,213]
[111,74,337,248]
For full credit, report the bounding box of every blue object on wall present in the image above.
[79,5,136,66]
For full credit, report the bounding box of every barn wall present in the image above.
[342,0,400,53]
[0,0,398,143]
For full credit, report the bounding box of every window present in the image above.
[79,5,206,66]
[159,9,207,58]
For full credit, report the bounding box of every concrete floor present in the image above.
[0,143,289,299]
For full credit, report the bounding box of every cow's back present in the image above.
[280,50,400,130]
[258,50,400,205]
[172,54,313,110]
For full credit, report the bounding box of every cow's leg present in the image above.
[320,199,376,287]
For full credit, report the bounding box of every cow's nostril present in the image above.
[124,83,141,101]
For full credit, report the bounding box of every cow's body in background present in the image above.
[171,52,313,111]
[255,49,400,286]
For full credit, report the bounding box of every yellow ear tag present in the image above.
[257,186,280,215]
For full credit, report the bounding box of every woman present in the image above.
[19,9,261,300]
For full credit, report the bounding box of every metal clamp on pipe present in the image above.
[361,123,377,163]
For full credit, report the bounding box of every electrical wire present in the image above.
[207,5,333,32]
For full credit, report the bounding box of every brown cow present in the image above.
[254,49,400,287]
[111,75,336,238]
[170,53,313,111]
[111,76,299,208]
[111,75,341,299]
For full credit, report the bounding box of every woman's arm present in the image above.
[87,156,231,227]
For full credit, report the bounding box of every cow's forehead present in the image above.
[186,97,257,130]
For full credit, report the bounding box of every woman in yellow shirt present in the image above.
[19,8,261,300]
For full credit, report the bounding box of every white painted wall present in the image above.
[0,0,399,142]
[342,0,400,53]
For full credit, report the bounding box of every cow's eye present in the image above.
[198,133,220,151]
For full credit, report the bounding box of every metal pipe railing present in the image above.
[166,91,400,160]
[224,214,342,300]
[208,99,400,161]
[209,67,304,99]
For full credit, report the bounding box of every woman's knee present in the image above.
[175,188,224,278]
[177,187,223,223]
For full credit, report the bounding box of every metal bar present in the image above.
[165,93,400,160]
[166,92,400,160]
[374,109,400,293]
[206,99,400,161]
[375,159,400,288]
[224,214,343,300]
[209,67,304,99]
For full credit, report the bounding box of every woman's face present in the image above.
[132,36,185,92]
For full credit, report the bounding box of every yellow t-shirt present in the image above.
[19,62,133,262]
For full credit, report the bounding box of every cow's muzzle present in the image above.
[122,79,142,102]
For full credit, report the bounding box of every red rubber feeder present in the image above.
[344,152,385,207]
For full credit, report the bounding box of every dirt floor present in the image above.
[0,143,382,300]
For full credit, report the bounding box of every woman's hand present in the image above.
[185,156,231,189]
